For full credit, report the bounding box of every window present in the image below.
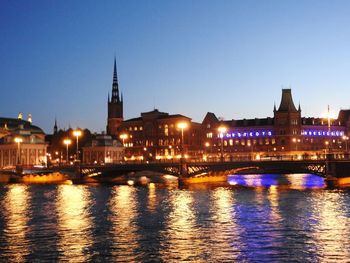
[164,124,169,136]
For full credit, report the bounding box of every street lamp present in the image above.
[292,138,301,151]
[73,129,82,162]
[342,136,349,152]
[14,137,23,165]
[177,122,188,159]
[119,133,128,147]
[63,138,72,164]
[218,126,227,162]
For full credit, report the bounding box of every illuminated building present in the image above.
[0,114,47,168]
[202,89,348,161]
[82,134,124,164]
[118,109,201,161]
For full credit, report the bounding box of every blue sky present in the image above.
[1,0,350,133]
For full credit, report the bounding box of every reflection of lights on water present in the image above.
[110,186,139,260]
[228,174,325,189]
[161,191,202,261]
[312,192,350,261]
[3,185,30,261]
[228,174,278,187]
[147,183,157,212]
[268,185,281,222]
[57,185,92,262]
[286,174,325,189]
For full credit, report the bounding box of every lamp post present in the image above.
[204,142,210,161]
[292,138,301,151]
[177,122,188,159]
[73,129,82,162]
[342,136,349,152]
[14,137,23,165]
[218,126,227,162]
[119,133,128,147]
[63,138,72,164]
[327,105,332,153]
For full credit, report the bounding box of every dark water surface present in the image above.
[1,174,350,262]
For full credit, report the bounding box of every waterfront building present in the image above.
[82,133,124,164]
[203,89,348,161]
[0,114,47,168]
[107,58,123,136]
[118,109,202,162]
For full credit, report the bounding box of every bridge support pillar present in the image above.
[179,159,188,178]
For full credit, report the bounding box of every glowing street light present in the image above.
[14,137,23,165]
[119,133,128,147]
[292,138,301,151]
[73,129,82,162]
[63,138,72,164]
[342,135,349,153]
[218,126,227,162]
[177,122,188,159]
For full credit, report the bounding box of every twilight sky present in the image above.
[1,0,350,133]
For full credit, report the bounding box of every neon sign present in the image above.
[301,130,344,137]
[218,130,273,138]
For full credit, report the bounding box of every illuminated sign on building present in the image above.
[217,130,274,139]
[301,130,344,137]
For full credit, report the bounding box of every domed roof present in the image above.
[0,117,45,135]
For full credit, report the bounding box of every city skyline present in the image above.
[2,1,350,133]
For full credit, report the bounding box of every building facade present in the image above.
[118,109,202,162]
[0,114,47,168]
[202,89,348,161]
[82,134,124,164]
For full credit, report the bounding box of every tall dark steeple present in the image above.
[107,57,124,136]
[111,58,121,103]
[54,118,58,134]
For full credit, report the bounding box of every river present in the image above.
[0,173,350,262]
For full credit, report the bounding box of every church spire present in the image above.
[54,118,58,134]
[111,57,120,103]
